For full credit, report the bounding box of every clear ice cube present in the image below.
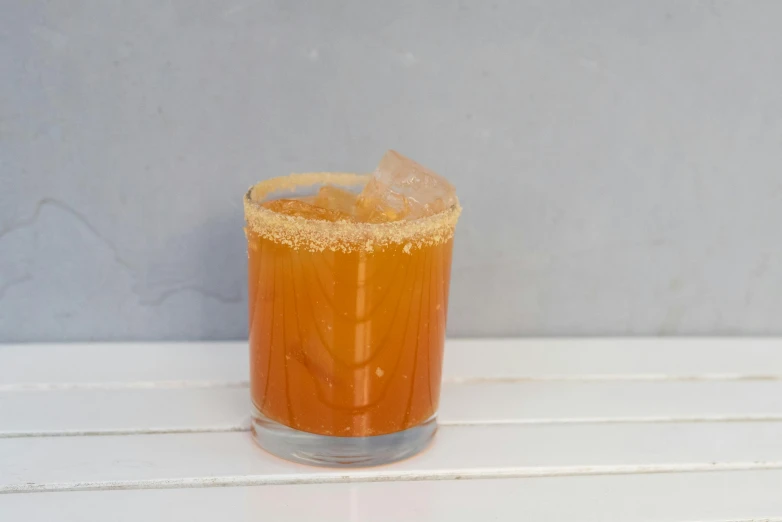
[314,185,359,216]
[356,150,457,223]
[262,199,354,222]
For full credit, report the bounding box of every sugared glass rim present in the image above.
[244,172,461,253]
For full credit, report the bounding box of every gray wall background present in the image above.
[2,0,782,342]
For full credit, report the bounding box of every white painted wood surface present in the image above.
[4,381,782,437]
[1,339,781,521]
[4,338,782,388]
[4,472,782,522]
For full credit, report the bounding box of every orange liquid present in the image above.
[247,230,453,437]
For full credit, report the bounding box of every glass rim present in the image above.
[243,172,461,253]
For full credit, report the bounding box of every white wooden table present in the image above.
[2,339,782,521]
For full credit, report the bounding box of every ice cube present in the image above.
[313,185,359,216]
[262,199,354,222]
[356,150,457,222]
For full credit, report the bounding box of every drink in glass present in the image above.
[244,151,460,466]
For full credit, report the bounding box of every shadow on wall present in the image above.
[0,196,249,342]
[132,211,248,339]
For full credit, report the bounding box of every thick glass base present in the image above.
[250,407,437,467]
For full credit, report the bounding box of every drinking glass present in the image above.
[244,172,460,466]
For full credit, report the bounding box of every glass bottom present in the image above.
[250,407,437,467]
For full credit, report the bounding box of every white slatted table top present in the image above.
[1,338,782,521]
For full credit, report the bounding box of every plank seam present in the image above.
[0,381,250,392]
[3,461,782,495]
[3,374,782,392]
[6,415,782,439]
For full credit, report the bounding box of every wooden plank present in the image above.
[3,339,782,389]
[0,342,248,388]
[2,423,782,493]
[0,388,251,436]
[444,338,782,381]
[440,380,782,425]
[2,471,782,521]
[3,381,782,436]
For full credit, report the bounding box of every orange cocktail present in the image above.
[244,152,460,466]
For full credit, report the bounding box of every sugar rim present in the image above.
[244,172,461,253]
